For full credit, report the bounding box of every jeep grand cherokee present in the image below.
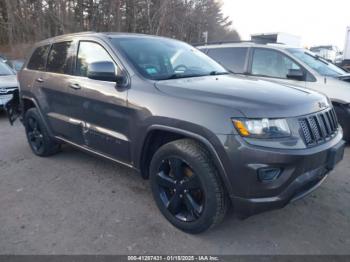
[6,32,345,234]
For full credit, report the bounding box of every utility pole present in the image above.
[203,31,208,44]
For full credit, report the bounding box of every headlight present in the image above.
[232,118,291,139]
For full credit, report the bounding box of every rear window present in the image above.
[207,47,248,74]
[27,45,50,71]
[46,41,74,74]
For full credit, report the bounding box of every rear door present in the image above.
[206,47,249,74]
[7,44,51,125]
[42,40,85,145]
[248,48,307,87]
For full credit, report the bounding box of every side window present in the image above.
[207,47,248,74]
[76,41,118,77]
[27,45,50,71]
[251,49,301,79]
[46,41,74,74]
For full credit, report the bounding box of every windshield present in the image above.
[287,48,346,77]
[111,37,227,80]
[0,61,14,76]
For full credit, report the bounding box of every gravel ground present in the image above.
[0,111,349,255]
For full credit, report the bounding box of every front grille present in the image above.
[299,108,339,146]
[0,87,17,94]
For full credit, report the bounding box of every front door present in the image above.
[249,48,307,88]
[67,41,130,163]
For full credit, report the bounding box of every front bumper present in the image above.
[216,132,345,218]
[0,93,15,107]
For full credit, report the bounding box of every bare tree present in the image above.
[0,0,240,57]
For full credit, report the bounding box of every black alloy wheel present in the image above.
[150,139,228,234]
[24,108,61,157]
[156,158,204,222]
[27,116,44,154]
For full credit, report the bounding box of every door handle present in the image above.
[69,83,81,90]
[36,78,44,83]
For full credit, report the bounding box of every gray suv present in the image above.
[6,33,345,233]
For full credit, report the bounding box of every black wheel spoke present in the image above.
[169,158,184,180]
[34,136,43,148]
[184,174,201,190]
[156,157,205,222]
[28,131,35,140]
[184,192,202,217]
[28,118,36,130]
[156,171,176,188]
[167,192,182,214]
[27,116,44,152]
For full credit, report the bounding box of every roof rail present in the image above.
[56,31,97,37]
[192,40,286,47]
[192,40,254,47]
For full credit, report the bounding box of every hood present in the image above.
[155,75,330,118]
[0,75,18,89]
[321,76,350,102]
[337,73,350,83]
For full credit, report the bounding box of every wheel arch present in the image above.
[21,96,55,137]
[138,125,234,196]
[22,97,36,114]
[331,99,349,106]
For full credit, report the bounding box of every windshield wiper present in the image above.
[159,71,230,80]
[160,73,205,80]
[209,71,230,76]
[305,52,329,65]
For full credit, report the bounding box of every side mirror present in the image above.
[87,61,116,82]
[287,69,305,81]
[115,73,128,88]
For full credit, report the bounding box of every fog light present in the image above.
[258,167,282,182]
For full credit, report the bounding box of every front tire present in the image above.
[150,139,228,234]
[334,104,350,142]
[24,108,60,156]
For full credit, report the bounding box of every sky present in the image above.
[222,0,350,49]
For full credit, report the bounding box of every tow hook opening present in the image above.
[258,167,283,182]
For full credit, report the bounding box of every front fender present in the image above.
[133,121,234,196]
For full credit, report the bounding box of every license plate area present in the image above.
[327,141,345,170]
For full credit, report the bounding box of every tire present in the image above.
[334,105,350,142]
[24,108,60,156]
[149,139,228,234]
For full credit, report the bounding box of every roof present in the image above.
[196,42,296,50]
[35,31,179,46]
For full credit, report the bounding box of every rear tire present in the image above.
[24,108,60,156]
[150,139,228,234]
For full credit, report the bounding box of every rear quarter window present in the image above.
[46,41,75,74]
[207,47,248,74]
[27,45,50,71]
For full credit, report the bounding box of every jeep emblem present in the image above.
[318,102,327,109]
